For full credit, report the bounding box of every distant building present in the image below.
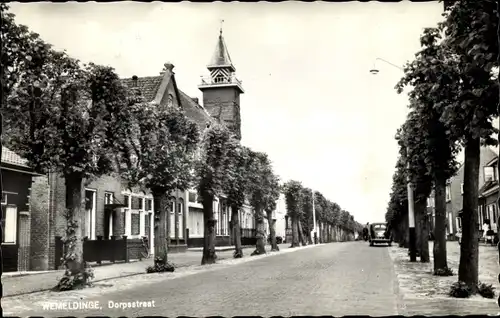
[440,146,498,240]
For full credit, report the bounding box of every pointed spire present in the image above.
[208,21,234,71]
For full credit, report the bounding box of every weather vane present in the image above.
[220,19,224,35]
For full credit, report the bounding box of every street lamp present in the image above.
[369,57,404,74]
[312,190,318,244]
[370,57,417,262]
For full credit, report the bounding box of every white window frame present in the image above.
[1,193,7,205]
[2,204,17,245]
[177,198,184,238]
[84,189,97,240]
[122,193,132,237]
[129,196,142,238]
[460,183,464,195]
[445,185,451,202]
[104,192,114,238]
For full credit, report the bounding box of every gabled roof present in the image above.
[208,32,235,71]
[120,70,212,130]
[177,89,215,131]
[2,146,29,168]
[121,76,163,102]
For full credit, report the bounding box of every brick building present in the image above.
[1,147,43,272]
[426,146,498,241]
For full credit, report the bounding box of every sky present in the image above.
[9,1,447,224]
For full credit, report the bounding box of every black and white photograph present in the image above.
[1,0,499,316]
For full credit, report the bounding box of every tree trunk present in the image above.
[458,135,480,292]
[291,215,300,247]
[252,204,267,255]
[266,210,279,251]
[61,174,85,280]
[201,193,217,265]
[417,199,430,263]
[231,205,243,258]
[307,223,313,245]
[415,205,422,257]
[433,178,449,273]
[298,220,307,246]
[153,191,169,264]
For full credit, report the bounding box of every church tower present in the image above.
[198,25,244,140]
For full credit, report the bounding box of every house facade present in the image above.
[478,155,499,236]
[434,146,498,240]
[1,147,44,272]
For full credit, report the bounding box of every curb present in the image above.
[3,243,324,298]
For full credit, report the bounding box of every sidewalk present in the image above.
[389,241,499,315]
[2,243,289,297]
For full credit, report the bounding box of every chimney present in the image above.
[161,62,175,75]
[132,75,138,87]
[191,97,199,104]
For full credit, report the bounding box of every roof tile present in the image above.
[121,76,163,102]
[1,146,30,168]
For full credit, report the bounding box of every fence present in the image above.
[54,235,144,269]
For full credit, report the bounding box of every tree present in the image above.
[4,35,131,289]
[396,27,460,272]
[396,110,433,262]
[263,174,281,252]
[116,99,199,271]
[301,187,314,244]
[438,0,499,292]
[247,150,280,255]
[283,180,304,248]
[223,144,252,258]
[194,124,237,265]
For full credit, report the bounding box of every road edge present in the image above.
[3,243,325,299]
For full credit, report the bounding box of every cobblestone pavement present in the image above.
[3,242,400,317]
[2,244,287,297]
[389,241,500,315]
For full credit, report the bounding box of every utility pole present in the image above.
[312,190,317,244]
[407,161,417,262]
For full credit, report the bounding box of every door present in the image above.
[2,205,19,272]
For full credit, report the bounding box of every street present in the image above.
[3,242,400,317]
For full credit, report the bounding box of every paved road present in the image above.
[5,242,401,317]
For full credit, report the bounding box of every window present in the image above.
[493,204,498,224]
[189,192,197,203]
[445,185,451,202]
[1,193,7,205]
[178,199,184,215]
[460,183,464,195]
[131,214,140,235]
[167,94,174,107]
[145,199,153,212]
[104,192,113,205]
[456,217,461,229]
[2,206,17,244]
[485,166,495,181]
[123,195,130,207]
[196,221,200,234]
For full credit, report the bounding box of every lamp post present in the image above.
[312,190,318,244]
[370,58,417,262]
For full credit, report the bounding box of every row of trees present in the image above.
[385,0,499,295]
[1,4,363,291]
[283,180,363,247]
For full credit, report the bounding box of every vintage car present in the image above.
[369,222,392,246]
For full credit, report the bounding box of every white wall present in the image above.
[274,193,287,237]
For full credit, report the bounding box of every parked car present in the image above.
[368,222,392,247]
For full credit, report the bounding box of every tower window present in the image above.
[167,94,174,107]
